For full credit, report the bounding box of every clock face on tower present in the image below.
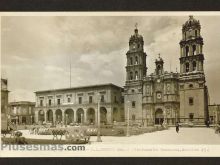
[157,93,162,99]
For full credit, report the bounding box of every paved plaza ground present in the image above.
[89,127,220,145]
[15,127,220,145]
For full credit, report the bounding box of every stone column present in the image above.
[44,110,47,123]
[183,46,186,57]
[53,110,56,125]
[84,109,87,124]
[189,45,192,56]
[106,107,112,124]
[74,110,77,123]
[196,44,200,54]
[35,110,39,124]
[62,110,65,123]
[189,62,192,72]
[180,47,183,57]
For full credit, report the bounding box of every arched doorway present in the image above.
[55,109,62,124]
[87,108,95,124]
[155,109,164,125]
[38,110,44,123]
[113,107,119,122]
[65,109,74,125]
[47,110,53,123]
[76,108,84,123]
[100,107,107,124]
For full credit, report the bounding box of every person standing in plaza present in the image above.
[176,122,179,133]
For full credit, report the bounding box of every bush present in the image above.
[15,137,28,144]
[15,131,23,137]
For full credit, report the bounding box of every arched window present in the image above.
[189,21,192,26]
[193,61,196,71]
[135,71,138,80]
[132,115,135,121]
[185,63,189,72]
[157,65,161,75]
[130,57,133,65]
[130,72,133,80]
[192,45,196,55]
[135,56,138,64]
[195,30,197,37]
[186,46,189,56]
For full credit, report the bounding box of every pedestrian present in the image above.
[176,122,179,133]
[207,120,210,128]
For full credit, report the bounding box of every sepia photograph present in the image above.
[1,12,220,157]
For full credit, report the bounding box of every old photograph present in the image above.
[1,13,220,157]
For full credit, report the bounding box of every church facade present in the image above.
[124,16,209,126]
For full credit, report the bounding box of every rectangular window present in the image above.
[40,100,43,106]
[48,99,52,106]
[68,97,71,103]
[132,115,135,121]
[114,96,117,103]
[132,101,136,108]
[101,95,105,103]
[189,97,194,105]
[89,96,93,103]
[79,97,82,104]
[121,97,124,103]
[57,99,60,105]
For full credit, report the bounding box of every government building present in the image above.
[34,16,210,126]
[34,84,124,125]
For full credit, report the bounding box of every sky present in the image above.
[1,15,220,104]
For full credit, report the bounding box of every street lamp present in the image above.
[65,114,68,127]
[30,115,33,125]
[16,116,18,125]
[216,107,218,128]
[97,94,102,142]
[127,100,130,137]
[163,109,167,126]
[81,113,83,125]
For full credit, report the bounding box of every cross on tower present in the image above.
[135,23,138,29]
[158,53,161,58]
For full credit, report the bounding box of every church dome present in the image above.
[155,54,164,63]
[182,15,200,31]
[129,28,144,44]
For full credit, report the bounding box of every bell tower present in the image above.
[179,16,209,124]
[155,54,164,75]
[126,24,147,82]
[124,24,147,124]
[179,15,204,75]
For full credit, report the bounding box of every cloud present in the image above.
[45,65,64,72]
[1,16,220,104]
